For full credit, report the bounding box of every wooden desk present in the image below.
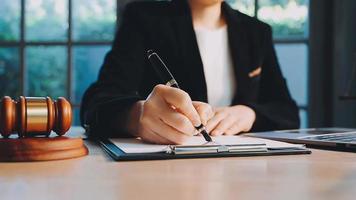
[1,127,356,200]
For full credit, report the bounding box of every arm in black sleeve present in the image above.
[246,25,300,131]
[80,3,146,138]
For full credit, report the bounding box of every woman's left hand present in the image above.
[206,105,256,136]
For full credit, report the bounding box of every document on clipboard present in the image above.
[109,136,306,155]
[100,135,310,161]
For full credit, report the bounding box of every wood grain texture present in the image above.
[1,127,356,200]
[0,137,88,162]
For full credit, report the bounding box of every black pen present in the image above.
[147,49,212,142]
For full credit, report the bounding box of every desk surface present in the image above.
[1,127,356,200]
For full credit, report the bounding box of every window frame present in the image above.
[0,0,120,114]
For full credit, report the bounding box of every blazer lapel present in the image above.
[222,2,253,104]
[169,0,208,102]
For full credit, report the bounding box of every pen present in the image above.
[147,49,212,142]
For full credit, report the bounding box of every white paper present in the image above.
[110,138,170,153]
[110,136,305,154]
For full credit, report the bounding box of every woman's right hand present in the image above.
[127,84,213,144]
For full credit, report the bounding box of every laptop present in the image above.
[247,128,356,151]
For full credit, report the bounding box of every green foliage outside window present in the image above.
[0,48,20,98]
[258,0,308,38]
[26,0,68,41]
[0,0,20,41]
[227,0,308,38]
[73,0,116,41]
[26,46,67,98]
[0,0,115,99]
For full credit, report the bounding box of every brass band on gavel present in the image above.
[0,96,72,138]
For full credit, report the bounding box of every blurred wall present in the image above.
[309,0,356,128]
[332,0,356,127]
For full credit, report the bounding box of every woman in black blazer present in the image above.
[80,0,300,144]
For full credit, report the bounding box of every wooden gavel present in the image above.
[0,96,72,138]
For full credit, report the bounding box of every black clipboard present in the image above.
[100,139,311,161]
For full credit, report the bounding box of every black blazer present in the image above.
[80,0,300,138]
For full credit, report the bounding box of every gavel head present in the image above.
[0,96,72,138]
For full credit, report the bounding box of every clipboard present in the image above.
[100,139,311,161]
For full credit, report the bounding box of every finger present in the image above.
[193,101,214,126]
[141,130,172,144]
[138,121,174,144]
[150,118,191,145]
[160,105,196,136]
[211,116,235,136]
[205,112,225,133]
[224,122,245,135]
[154,85,201,126]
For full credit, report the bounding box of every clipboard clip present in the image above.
[169,144,267,155]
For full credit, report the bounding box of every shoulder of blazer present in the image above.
[123,0,172,17]
[222,2,272,37]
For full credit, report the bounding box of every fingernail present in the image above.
[194,121,202,127]
[197,122,204,127]
[192,114,203,127]
[193,129,199,136]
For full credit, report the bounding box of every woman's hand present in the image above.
[206,105,256,136]
[127,84,213,144]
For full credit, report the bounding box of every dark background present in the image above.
[309,0,356,128]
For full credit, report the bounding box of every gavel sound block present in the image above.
[0,96,88,162]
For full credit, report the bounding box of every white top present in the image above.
[194,26,236,107]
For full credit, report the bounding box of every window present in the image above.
[227,0,310,128]
[0,0,117,125]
